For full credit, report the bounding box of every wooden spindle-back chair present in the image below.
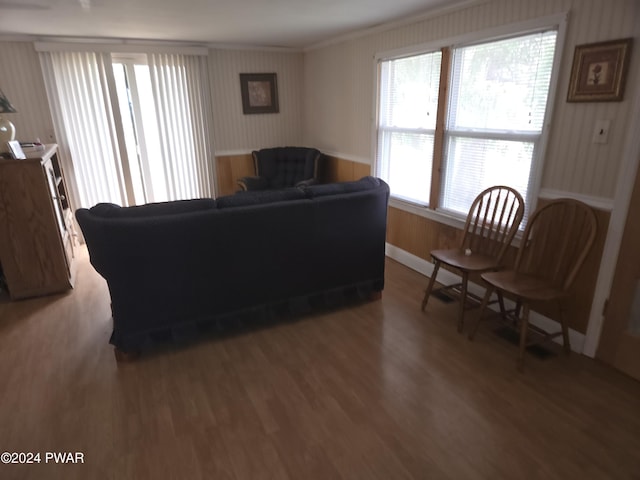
[468,198,597,370]
[421,186,525,332]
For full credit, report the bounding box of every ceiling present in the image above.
[0,0,470,49]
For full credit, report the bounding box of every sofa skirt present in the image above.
[111,278,384,353]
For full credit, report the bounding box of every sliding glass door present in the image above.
[112,57,168,204]
[39,47,215,211]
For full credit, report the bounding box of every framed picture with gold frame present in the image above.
[567,38,633,102]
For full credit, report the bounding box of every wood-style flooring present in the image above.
[0,246,639,479]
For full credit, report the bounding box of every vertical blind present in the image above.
[40,51,127,209]
[39,48,215,211]
[148,53,215,200]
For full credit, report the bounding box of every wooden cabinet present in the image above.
[0,144,76,299]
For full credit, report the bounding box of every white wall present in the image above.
[208,48,304,155]
[302,0,640,200]
[0,42,304,158]
[1,0,637,200]
[0,42,55,145]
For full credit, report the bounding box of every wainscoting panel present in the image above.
[386,197,611,335]
[215,153,254,197]
[322,155,371,183]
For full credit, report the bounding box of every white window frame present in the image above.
[376,49,442,205]
[373,13,568,228]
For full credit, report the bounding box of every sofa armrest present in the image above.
[295,178,318,188]
[237,176,268,191]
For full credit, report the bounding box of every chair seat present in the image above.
[481,270,567,302]
[431,248,500,273]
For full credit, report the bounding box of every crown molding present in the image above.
[304,0,491,51]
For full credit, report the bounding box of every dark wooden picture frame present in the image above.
[240,73,279,114]
[567,38,633,102]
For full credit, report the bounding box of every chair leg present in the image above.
[421,260,441,312]
[517,303,530,372]
[558,303,571,354]
[505,299,522,328]
[497,291,507,318]
[468,285,494,341]
[457,272,469,333]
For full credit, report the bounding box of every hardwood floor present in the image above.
[1,246,639,479]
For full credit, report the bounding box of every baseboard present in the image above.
[385,243,586,353]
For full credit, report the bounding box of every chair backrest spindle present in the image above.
[514,199,597,291]
[461,186,524,262]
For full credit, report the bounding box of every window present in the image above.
[376,20,563,223]
[378,51,442,204]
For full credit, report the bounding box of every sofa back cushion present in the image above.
[216,187,306,209]
[89,198,217,218]
[303,176,381,198]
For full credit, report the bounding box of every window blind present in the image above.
[377,51,442,205]
[441,29,558,220]
[148,53,215,201]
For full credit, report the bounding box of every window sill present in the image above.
[388,196,524,246]
[388,197,466,230]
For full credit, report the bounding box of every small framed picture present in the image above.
[240,73,279,114]
[6,140,26,160]
[567,38,633,102]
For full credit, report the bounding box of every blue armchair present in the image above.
[237,146,322,191]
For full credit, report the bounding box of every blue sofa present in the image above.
[76,176,390,356]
